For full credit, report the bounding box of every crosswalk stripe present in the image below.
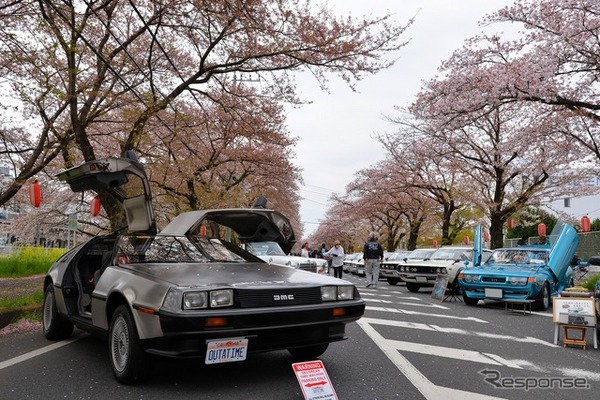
[361,317,556,347]
[357,319,507,400]
[366,306,488,323]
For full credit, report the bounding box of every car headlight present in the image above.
[210,289,234,307]
[183,292,207,309]
[507,276,528,286]
[463,274,479,283]
[337,286,355,300]
[321,285,355,301]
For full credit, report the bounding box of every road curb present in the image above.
[0,305,41,330]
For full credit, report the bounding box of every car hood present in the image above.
[120,261,342,288]
[259,255,322,265]
[409,259,464,267]
[464,264,543,276]
[159,209,296,254]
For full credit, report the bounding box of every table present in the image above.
[504,299,534,314]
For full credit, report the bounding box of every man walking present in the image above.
[363,232,384,288]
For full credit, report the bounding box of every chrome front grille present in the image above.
[298,262,317,273]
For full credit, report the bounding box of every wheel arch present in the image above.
[106,292,130,326]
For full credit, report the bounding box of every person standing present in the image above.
[325,240,345,279]
[363,232,384,288]
[301,242,310,258]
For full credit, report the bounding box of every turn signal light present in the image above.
[332,308,346,317]
[205,317,230,328]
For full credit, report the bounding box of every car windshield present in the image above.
[245,241,286,256]
[117,235,249,263]
[387,252,411,261]
[485,249,549,265]
[407,249,435,260]
[430,248,471,261]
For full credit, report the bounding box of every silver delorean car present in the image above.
[42,153,365,383]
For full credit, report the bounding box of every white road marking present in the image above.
[365,298,449,309]
[366,306,488,323]
[0,333,86,371]
[362,317,556,347]
[357,319,507,400]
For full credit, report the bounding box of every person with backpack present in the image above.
[363,232,384,288]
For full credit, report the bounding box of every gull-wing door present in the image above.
[160,208,296,254]
[56,152,156,234]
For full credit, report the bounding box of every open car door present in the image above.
[159,208,296,254]
[56,152,156,234]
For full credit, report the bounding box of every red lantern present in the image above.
[507,218,514,229]
[433,240,438,248]
[29,180,41,208]
[483,231,490,243]
[538,223,546,237]
[464,236,470,245]
[581,215,591,232]
[90,196,101,217]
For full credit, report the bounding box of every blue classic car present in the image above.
[459,222,579,311]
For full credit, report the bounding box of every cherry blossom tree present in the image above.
[0,0,411,232]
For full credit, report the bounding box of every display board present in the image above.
[552,297,596,326]
[431,274,449,301]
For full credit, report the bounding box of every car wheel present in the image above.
[288,343,329,360]
[42,285,74,340]
[533,282,551,311]
[406,282,420,293]
[462,292,479,306]
[109,305,151,384]
[387,278,399,286]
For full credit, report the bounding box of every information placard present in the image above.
[431,274,449,301]
[552,297,596,326]
[292,360,338,400]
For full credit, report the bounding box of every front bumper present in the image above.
[143,301,365,358]
[399,273,437,284]
[460,283,540,301]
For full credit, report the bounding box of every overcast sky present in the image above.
[287,0,516,237]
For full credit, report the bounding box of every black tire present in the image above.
[387,278,399,286]
[406,282,420,293]
[288,343,329,360]
[109,305,151,384]
[42,285,74,340]
[533,282,551,311]
[462,292,479,306]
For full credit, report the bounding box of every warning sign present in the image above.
[292,360,338,400]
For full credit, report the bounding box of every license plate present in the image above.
[205,338,248,365]
[485,288,503,299]
[416,276,428,283]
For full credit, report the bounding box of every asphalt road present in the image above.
[1,272,599,399]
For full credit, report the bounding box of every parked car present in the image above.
[42,153,365,383]
[387,248,437,287]
[459,221,578,311]
[398,246,492,292]
[380,250,412,285]
[349,254,365,276]
[343,253,361,273]
[245,241,328,274]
